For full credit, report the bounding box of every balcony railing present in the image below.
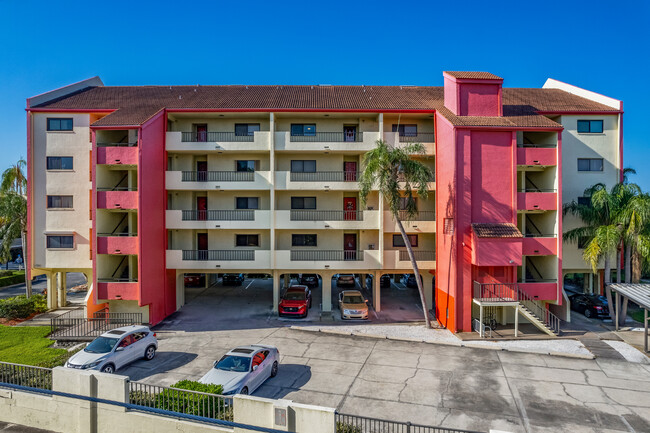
[181,132,255,142]
[96,142,138,147]
[97,232,138,237]
[290,171,359,182]
[397,173,435,182]
[182,171,255,182]
[523,233,557,237]
[97,187,137,191]
[181,210,255,221]
[290,250,363,261]
[397,210,436,221]
[290,210,363,221]
[518,188,557,193]
[398,250,435,261]
[517,143,557,148]
[182,250,255,261]
[398,132,435,143]
[519,278,558,283]
[97,277,138,283]
[289,132,363,142]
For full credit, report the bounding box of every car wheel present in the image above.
[240,387,249,395]
[271,361,278,378]
[144,345,156,361]
[101,364,115,374]
[584,309,592,318]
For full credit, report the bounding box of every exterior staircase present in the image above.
[473,281,561,336]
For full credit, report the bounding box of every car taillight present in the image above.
[153,333,157,337]
[595,306,602,310]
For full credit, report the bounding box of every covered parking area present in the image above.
[608,283,650,353]
[366,270,434,322]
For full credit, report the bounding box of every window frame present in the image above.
[577,158,604,172]
[577,120,604,134]
[234,123,261,137]
[235,234,259,247]
[392,234,418,247]
[392,124,418,137]
[235,160,257,172]
[291,197,317,210]
[235,197,259,210]
[46,235,74,249]
[47,195,74,209]
[290,124,316,136]
[46,156,74,171]
[290,160,316,173]
[292,234,318,247]
[46,118,73,132]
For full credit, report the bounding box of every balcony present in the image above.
[96,235,138,255]
[166,131,271,152]
[517,146,556,167]
[275,249,380,270]
[383,250,436,270]
[96,145,138,165]
[517,280,559,301]
[383,211,435,233]
[166,170,272,190]
[275,171,360,190]
[517,190,557,212]
[384,132,435,155]
[275,131,380,152]
[97,281,139,301]
[166,210,271,229]
[275,210,379,230]
[522,235,557,256]
[166,249,272,270]
[96,190,138,210]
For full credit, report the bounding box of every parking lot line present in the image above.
[244,279,254,290]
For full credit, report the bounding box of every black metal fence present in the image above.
[290,210,363,221]
[398,132,435,143]
[398,250,435,261]
[290,171,359,182]
[289,132,363,142]
[182,210,255,221]
[182,250,255,261]
[181,132,255,142]
[129,381,233,421]
[335,413,483,433]
[182,171,255,182]
[290,250,363,261]
[0,362,52,390]
[50,310,144,341]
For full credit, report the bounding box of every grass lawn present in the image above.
[0,325,72,367]
[630,309,647,324]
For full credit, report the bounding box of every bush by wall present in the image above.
[0,271,25,287]
[0,294,47,319]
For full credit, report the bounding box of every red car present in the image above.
[184,273,205,287]
[279,285,312,318]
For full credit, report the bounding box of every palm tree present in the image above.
[359,139,433,328]
[0,192,29,295]
[1,158,26,196]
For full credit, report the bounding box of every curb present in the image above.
[289,326,595,359]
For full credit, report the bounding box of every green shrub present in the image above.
[171,380,224,395]
[337,422,363,433]
[0,270,14,278]
[0,271,25,287]
[0,294,48,319]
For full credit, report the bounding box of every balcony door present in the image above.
[344,233,357,261]
[195,124,208,142]
[343,197,357,221]
[344,162,357,182]
[197,233,208,261]
[197,197,207,221]
[343,125,357,142]
[196,161,207,182]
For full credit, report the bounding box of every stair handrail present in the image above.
[515,285,562,335]
[111,256,128,278]
[111,213,129,235]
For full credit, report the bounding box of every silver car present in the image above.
[65,325,158,373]
[199,345,279,395]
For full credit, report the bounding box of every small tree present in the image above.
[359,140,433,328]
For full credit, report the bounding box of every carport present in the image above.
[608,283,650,352]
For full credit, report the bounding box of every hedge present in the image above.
[0,294,47,319]
[0,271,25,288]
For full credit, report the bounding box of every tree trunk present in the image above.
[21,231,31,297]
[616,245,622,283]
[396,217,431,328]
[604,256,616,322]
[604,256,611,286]
[619,297,629,328]
[632,250,642,283]
[624,242,631,283]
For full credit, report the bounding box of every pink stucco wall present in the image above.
[522,237,557,256]
[518,282,557,301]
[471,236,522,267]
[459,83,501,116]
[97,236,138,255]
[517,192,557,211]
[97,146,138,165]
[516,147,556,166]
[97,191,138,210]
[97,281,139,301]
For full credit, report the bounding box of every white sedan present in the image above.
[199,345,279,395]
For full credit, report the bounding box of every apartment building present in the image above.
[25,72,622,332]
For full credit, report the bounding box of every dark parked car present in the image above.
[366,274,391,289]
[279,285,312,318]
[336,274,356,287]
[299,274,319,288]
[184,273,205,287]
[222,273,245,286]
[404,274,422,288]
[569,294,610,319]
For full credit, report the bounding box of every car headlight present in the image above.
[343,309,351,315]
[223,389,237,396]
[85,360,103,369]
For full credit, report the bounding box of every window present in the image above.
[47,195,73,209]
[235,234,259,247]
[577,120,603,133]
[392,124,418,137]
[290,160,316,173]
[577,196,591,206]
[236,160,257,172]
[46,157,73,170]
[236,197,259,209]
[47,118,73,131]
[291,197,316,209]
[235,123,261,136]
[393,234,418,247]
[577,158,603,172]
[46,235,74,249]
[292,234,317,247]
[290,124,316,136]
[399,197,417,210]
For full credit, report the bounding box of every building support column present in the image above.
[420,271,434,311]
[320,271,333,313]
[176,270,185,310]
[283,274,290,288]
[479,304,484,338]
[644,308,648,353]
[373,271,381,312]
[57,272,67,307]
[615,292,620,331]
[272,270,281,313]
[361,274,367,290]
[515,305,519,338]
[46,273,58,310]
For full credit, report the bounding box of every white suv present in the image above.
[65,325,158,373]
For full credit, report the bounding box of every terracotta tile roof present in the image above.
[472,223,523,238]
[444,71,503,80]
[31,82,619,127]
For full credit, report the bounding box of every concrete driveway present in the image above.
[117,281,650,433]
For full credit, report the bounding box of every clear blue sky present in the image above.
[1,0,648,189]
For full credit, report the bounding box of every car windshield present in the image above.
[215,355,252,372]
[284,292,305,300]
[85,336,119,354]
[343,295,364,304]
